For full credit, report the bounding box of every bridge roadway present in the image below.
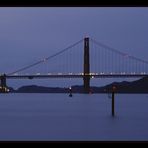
[5,74,148,79]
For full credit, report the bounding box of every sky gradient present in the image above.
[0,7,148,88]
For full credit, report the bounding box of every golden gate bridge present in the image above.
[1,37,148,93]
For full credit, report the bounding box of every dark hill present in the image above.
[102,76,148,93]
[13,76,148,93]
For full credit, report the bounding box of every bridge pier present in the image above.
[0,74,8,93]
[111,86,117,117]
[83,37,90,93]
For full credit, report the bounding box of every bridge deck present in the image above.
[5,74,148,79]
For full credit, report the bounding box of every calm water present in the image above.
[0,93,148,141]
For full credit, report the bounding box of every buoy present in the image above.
[69,87,73,97]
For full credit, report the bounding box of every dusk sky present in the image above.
[0,7,148,88]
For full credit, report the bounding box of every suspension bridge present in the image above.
[1,37,148,93]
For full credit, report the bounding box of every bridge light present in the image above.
[141,72,145,74]
[43,58,47,62]
[14,73,18,75]
[91,76,94,78]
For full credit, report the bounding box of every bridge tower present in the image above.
[0,74,7,92]
[83,37,90,93]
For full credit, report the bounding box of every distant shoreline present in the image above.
[7,92,148,94]
[3,76,148,94]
